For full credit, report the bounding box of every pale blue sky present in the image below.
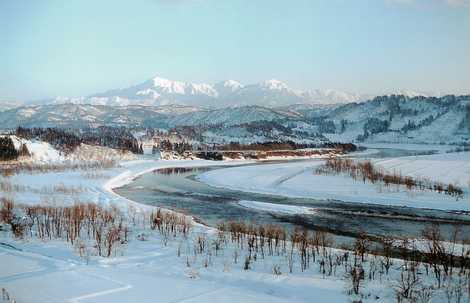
[1,0,469,101]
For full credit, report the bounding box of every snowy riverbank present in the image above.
[197,152,470,211]
[2,158,251,211]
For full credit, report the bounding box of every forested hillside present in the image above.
[1,94,469,145]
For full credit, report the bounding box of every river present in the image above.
[115,147,470,247]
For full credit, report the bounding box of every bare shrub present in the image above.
[415,285,433,303]
[0,198,14,224]
[354,232,369,264]
[395,268,421,303]
[150,208,192,238]
[243,255,251,270]
[380,236,394,275]
[347,264,365,295]
[422,225,448,287]
[272,264,282,275]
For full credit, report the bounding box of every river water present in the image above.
[115,148,470,246]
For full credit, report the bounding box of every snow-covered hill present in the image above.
[0,104,302,129]
[165,105,300,127]
[1,94,469,145]
[298,94,470,144]
[5,135,135,163]
[0,104,160,128]
[10,135,64,162]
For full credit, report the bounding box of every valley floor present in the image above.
[0,233,350,303]
[0,158,355,303]
[1,147,470,302]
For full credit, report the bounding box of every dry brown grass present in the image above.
[0,160,117,176]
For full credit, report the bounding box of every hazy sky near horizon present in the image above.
[1,0,470,101]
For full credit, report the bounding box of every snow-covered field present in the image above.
[0,157,368,303]
[197,151,470,211]
[1,146,470,302]
[0,226,352,303]
[372,152,470,187]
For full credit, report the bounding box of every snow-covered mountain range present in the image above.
[0,100,23,111]
[37,76,366,108]
[2,75,455,110]
[1,73,468,145]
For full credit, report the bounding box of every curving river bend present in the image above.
[115,148,470,247]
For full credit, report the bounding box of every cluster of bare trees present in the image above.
[211,141,357,152]
[0,199,127,257]
[316,158,464,199]
[389,225,470,303]
[178,219,470,302]
[215,221,357,277]
[196,148,339,161]
[2,197,470,302]
[195,142,358,161]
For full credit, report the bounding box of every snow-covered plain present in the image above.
[0,158,363,303]
[2,147,470,302]
[0,237,350,303]
[197,152,470,211]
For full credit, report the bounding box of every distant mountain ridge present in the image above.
[2,75,457,110]
[31,75,367,108]
[0,100,23,111]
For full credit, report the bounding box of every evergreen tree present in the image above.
[0,137,19,161]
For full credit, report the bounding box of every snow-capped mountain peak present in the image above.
[260,79,289,91]
[213,80,244,98]
[186,83,218,97]
[152,76,186,94]
[150,76,218,97]
[302,89,365,104]
[222,80,243,91]
[383,89,444,98]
